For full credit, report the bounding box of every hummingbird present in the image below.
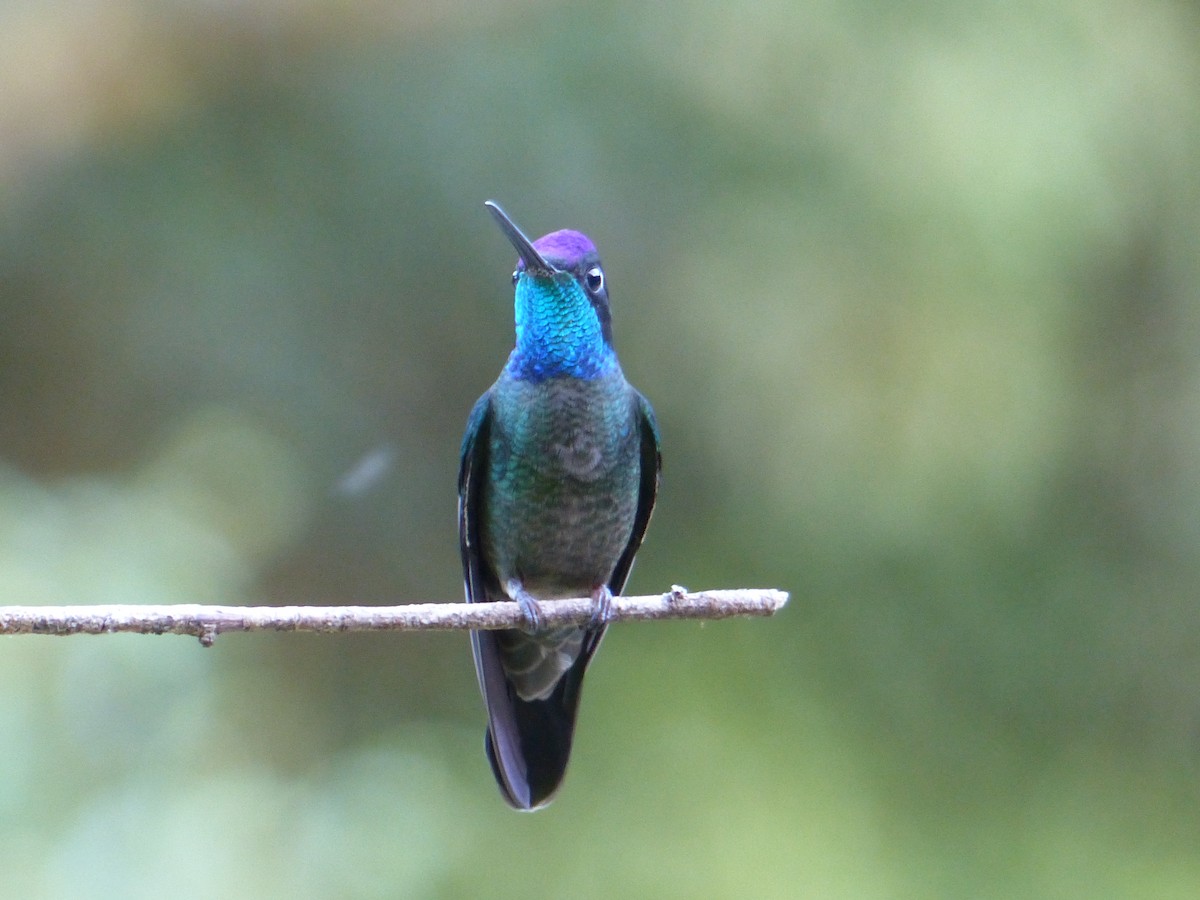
[458,201,661,810]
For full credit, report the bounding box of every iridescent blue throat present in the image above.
[507,272,613,382]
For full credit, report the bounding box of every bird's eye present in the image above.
[585,266,604,294]
[511,270,519,285]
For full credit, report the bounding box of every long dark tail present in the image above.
[472,629,594,810]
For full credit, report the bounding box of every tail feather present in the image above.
[473,629,591,810]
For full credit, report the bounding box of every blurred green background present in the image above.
[0,0,1198,896]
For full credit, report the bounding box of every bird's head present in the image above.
[485,201,615,380]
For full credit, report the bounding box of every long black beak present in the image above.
[484,201,557,277]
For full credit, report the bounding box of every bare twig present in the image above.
[0,588,788,645]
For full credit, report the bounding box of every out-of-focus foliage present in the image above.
[0,0,1198,896]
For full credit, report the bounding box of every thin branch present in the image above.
[0,588,788,646]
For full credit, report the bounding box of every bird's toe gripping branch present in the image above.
[589,584,614,628]
[506,580,545,633]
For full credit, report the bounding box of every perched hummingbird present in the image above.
[458,201,661,810]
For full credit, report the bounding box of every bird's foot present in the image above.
[588,584,614,629]
[506,580,544,633]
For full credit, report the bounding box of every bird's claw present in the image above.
[507,580,544,633]
[588,584,614,629]
[516,594,544,633]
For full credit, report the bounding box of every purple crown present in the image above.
[524,229,597,269]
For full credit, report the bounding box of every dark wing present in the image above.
[458,389,493,609]
[458,391,515,732]
[608,389,662,595]
[459,390,557,808]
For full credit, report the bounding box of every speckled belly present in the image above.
[481,374,642,599]
[483,451,639,596]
